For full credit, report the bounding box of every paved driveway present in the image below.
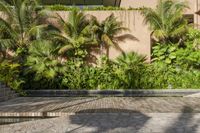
[0,113,200,133]
[0,97,200,113]
[0,97,200,133]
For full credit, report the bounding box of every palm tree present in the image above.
[115,52,146,89]
[26,40,65,79]
[51,9,98,60]
[141,0,189,43]
[93,14,128,57]
[115,52,146,68]
[0,0,48,61]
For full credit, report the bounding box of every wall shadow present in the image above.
[165,106,200,133]
[44,97,104,113]
[0,97,97,112]
[67,108,150,133]
[116,34,139,42]
[111,34,140,54]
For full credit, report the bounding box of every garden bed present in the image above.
[24,89,200,97]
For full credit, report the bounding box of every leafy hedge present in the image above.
[2,52,200,90]
[45,5,140,11]
[1,52,200,90]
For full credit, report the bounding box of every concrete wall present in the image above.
[116,0,200,61]
[120,0,200,25]
[56,11,151,61]
[120,0,196,13]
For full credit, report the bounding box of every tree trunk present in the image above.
[100,43,104,57]
[100,43,104,66]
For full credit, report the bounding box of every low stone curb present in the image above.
[0,112,76,118]
[0,112,145,118]
[24,89,200,97]
[0,84,18,102]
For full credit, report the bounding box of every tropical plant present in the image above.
[115,52,146,68]
[93,14,128,57]
[114,52,147,89]
[0,0,49,61]
[51,9,98,60]
[175,43,200,69]
[141,0,189,43]
[152,43,178,64]
[142,62,200,89]
[62,61,99,89]
[152,28,200,68]
[0,61,24,91]
[26,40,65,80]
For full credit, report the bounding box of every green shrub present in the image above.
[152,28,200,69]
[0,61,24,92]
[23,40,65,90]
[113,52,147,89]
[141,62,200,89]
[22,50,200,90]
[46,5,137,11]
[152,43,178,64]
[26,40,65,80]
[61,61,99,89]
[150,28,200,89]
[175,44,200,69]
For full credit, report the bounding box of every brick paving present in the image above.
[0,97,200,133]
[0,113,200,133]
[0,97,200,114]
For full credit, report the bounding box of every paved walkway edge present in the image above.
[0,112,77,117]
[24,89,200,97]
[1,112,200,118]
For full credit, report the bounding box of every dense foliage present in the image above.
[46,5,128,11]
[0,0,200,91]
[141,0,188,43]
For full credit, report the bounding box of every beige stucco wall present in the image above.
[120,0,200,24]
[120,0,196,14]
[117,0,200,61]
[56,11,151,61]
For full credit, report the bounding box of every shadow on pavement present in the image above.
[67,108,150,133]
[165,106,200,133]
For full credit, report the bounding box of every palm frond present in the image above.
[58,44,74,54]
[0,0,14,22]
[101,34,115,47]
[140,0,188,43]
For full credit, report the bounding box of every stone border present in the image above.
[0,84,18,102]
[24,89,200,97]
[0,112,140,118]
[0,112,76,118]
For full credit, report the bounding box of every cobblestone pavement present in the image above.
[0,97,200,113]
[0,113,200,133]
[0,97,200,133]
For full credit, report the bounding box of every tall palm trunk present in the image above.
[100,42,104,57]
[100,42,104,66]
